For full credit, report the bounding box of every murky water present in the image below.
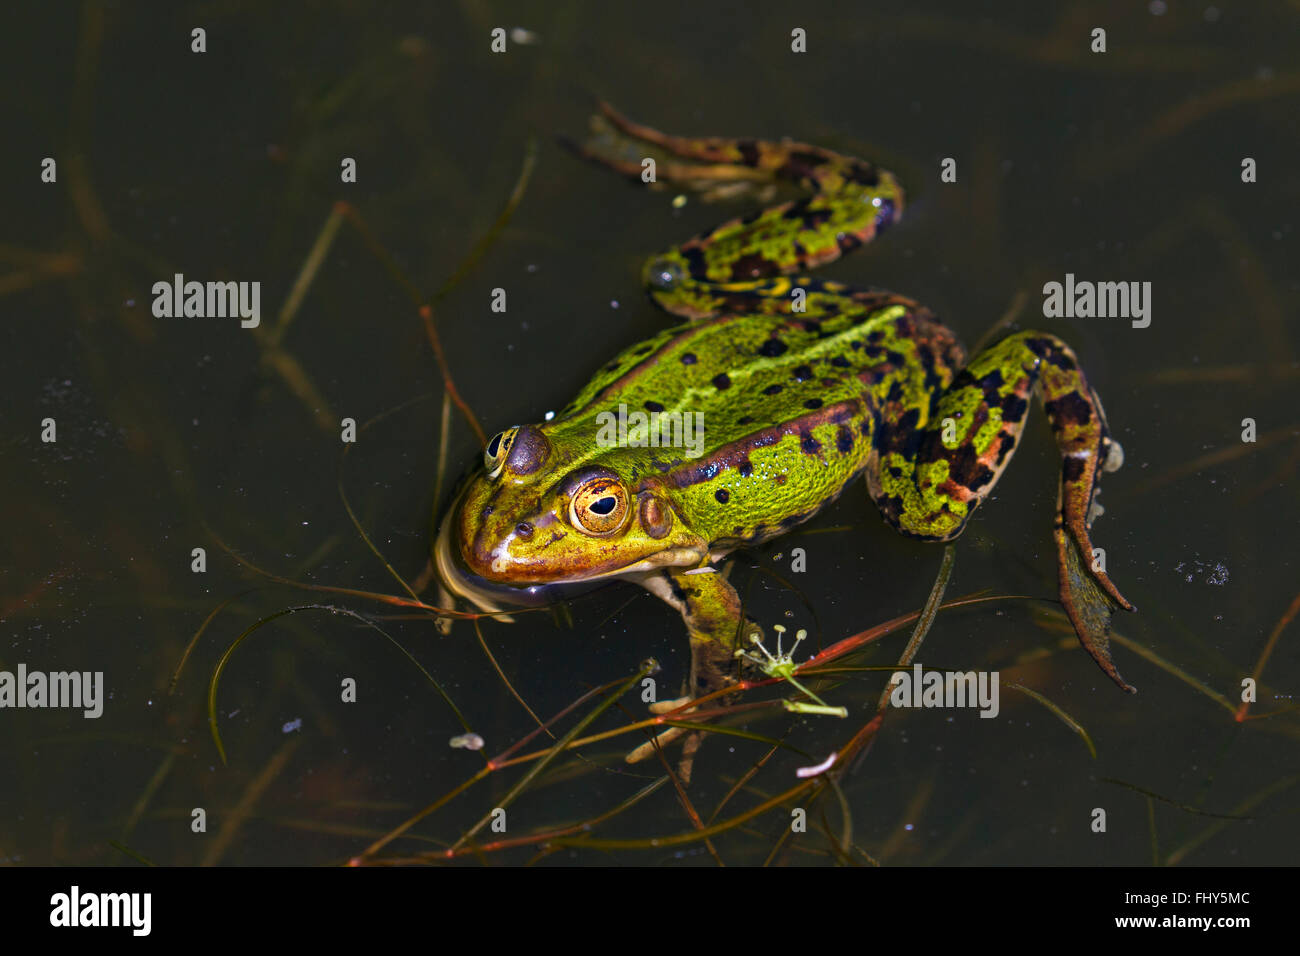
[3,1,1296,865]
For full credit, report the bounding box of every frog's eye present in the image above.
[483,427,518,479]
[570,478,629,536]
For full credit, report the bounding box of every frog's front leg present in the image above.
[625,565,751,778]
[870,330,1137,691]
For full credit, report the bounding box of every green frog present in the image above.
[435,104,1135,767]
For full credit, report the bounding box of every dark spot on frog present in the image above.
[836,424,855,454]
[995,433,1016,465]
[792,364,813,382]
[482,505,494,516]
[644,400,665,413]
[680,352,697,365]
[777,149,830,182]
[763,384,783,395]
[1061,454,1087,483]
[948,444,994,490]
[877,493,905,524]
[633,343,655,356]
[830,355,851,368]
[804,398,823,409]
[604,361,621,373]
[730,253,776,281]
[736,415,754,426]
[712,373,732,390]
[757,338,788,358]
[663,568,690,603]
[1001,393,1029,423]
[715,489,730,504]
[1047,348,1077,371]
[879,407,923,455]
[737,458,754,478]
[736,140,761,166]
[886,380,904,403]
[1044,393,1093,427]
[799,429,821,454]
[821,378,838,387]
[847,161,881,188]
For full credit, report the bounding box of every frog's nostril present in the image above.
[515,521,534,539]
[648,259,683,289]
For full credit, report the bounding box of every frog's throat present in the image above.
[434,508,708,616]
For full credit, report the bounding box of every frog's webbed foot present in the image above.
[565,103,904,323]
[566,102,776,196]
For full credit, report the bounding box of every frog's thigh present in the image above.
[638,567,745,697]
[870,331,1101,541]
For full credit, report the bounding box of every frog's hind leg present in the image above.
[869,330,1137,691]
[570,102,904,320]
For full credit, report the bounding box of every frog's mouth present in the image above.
[434,505,709,619]
[434,511,576,619]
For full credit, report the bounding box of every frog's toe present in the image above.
[625,724,689,764]
[648,694,693,715]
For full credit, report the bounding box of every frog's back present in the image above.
[549,293,964,549]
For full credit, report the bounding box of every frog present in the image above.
[434,103,1136,772]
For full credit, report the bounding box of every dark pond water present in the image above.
[2,1,1296,865]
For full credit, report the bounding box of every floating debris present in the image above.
[1174,559,1229,585]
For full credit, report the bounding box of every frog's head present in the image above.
[435,423,709,614]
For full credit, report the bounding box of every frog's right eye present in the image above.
[483,427,518,479]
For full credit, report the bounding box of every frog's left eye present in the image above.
[483,427,518,479]
[570,478,629,536]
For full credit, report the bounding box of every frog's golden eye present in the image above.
[483,427,518,479]
[570,478,629,536]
